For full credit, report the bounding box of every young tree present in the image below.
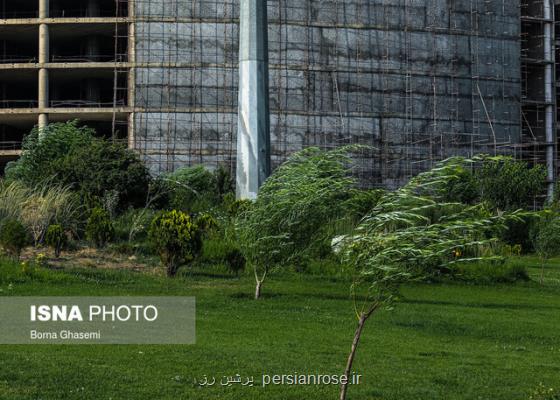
[338,158,522,400]
[534,212,560,284]
[237,146,366,299]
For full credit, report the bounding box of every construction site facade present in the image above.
[0,0,557,189]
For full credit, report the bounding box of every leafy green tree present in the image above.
[5,121,150,211]
[149,210,202,277]
[237,146,364,299]
[338,158,522,400]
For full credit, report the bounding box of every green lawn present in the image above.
[0,258,559,400]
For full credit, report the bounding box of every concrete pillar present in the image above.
[38,0,49,132]
[544,0,556,201]
[127,0,136,149]
[236,0,271,200]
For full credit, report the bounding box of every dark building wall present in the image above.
[132,0,521,187]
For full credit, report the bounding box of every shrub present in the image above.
[226,197,253,217]
[214,164,235,198]
[225,248,246,276]
[159,165,218,212]
[196,213,219,237]
[45,224,67,257]
[148,210,202,277]
[113,208,157,243]
[0,219,29,260]
[500,213,540,253]
[476,157,546,210]
[5,121,151,211]
[86,208,115,248]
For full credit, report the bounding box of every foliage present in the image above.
[45,225,67,258]
[5,121,151,211]
[237,146,364,299]
[113,208,157,243]
[443,166,479,204]
[214,164,235,198]
[196,213,220,238]
[342,157,523,294]
[159,165,219,212]
[225,248,246,276]
[342,189,385,221]
[534,212,560,283]
[85,208,115,248]
[35,253,48,268]
[148,210,202,276]
[19,184,80,245]
[0,219,29,259]
[225,196,252,217]
[0,181,79,245]
[500,213,541,253]
[337,157,524,400]
[476,156,546,211]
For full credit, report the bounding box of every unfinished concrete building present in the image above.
[0,0,557,190]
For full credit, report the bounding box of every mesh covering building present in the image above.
[0,0,557,189]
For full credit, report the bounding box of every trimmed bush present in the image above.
[0,219,29,260]
[45,224,67,257]
[86,208,115,248]
[148,210,202,277]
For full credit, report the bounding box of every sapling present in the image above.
[534,212,560,284]
[237,146,365,299]
[338,157,521,400]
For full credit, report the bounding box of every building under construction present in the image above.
[0,0,557,190]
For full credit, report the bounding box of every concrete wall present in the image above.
[132,0,521,187]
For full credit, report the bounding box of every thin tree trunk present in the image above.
[254,266,267,300]
[340,305,378,400]
[255,279,263,300]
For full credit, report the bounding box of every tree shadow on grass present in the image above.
[229,292,284,300]
[401,298,557,311]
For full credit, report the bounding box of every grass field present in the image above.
[0,257,559,400]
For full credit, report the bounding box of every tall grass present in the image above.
[0,181,80,244]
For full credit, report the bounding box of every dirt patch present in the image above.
[20,246,160,273]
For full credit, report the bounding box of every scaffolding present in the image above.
[0,0,555,190]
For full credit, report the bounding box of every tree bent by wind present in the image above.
[237,145,372,299]
[337,157,525,400]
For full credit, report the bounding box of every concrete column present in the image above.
[127,0,136,149]
[38,0,49,132]
[236,0,271,200]
[544,0,556,201]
